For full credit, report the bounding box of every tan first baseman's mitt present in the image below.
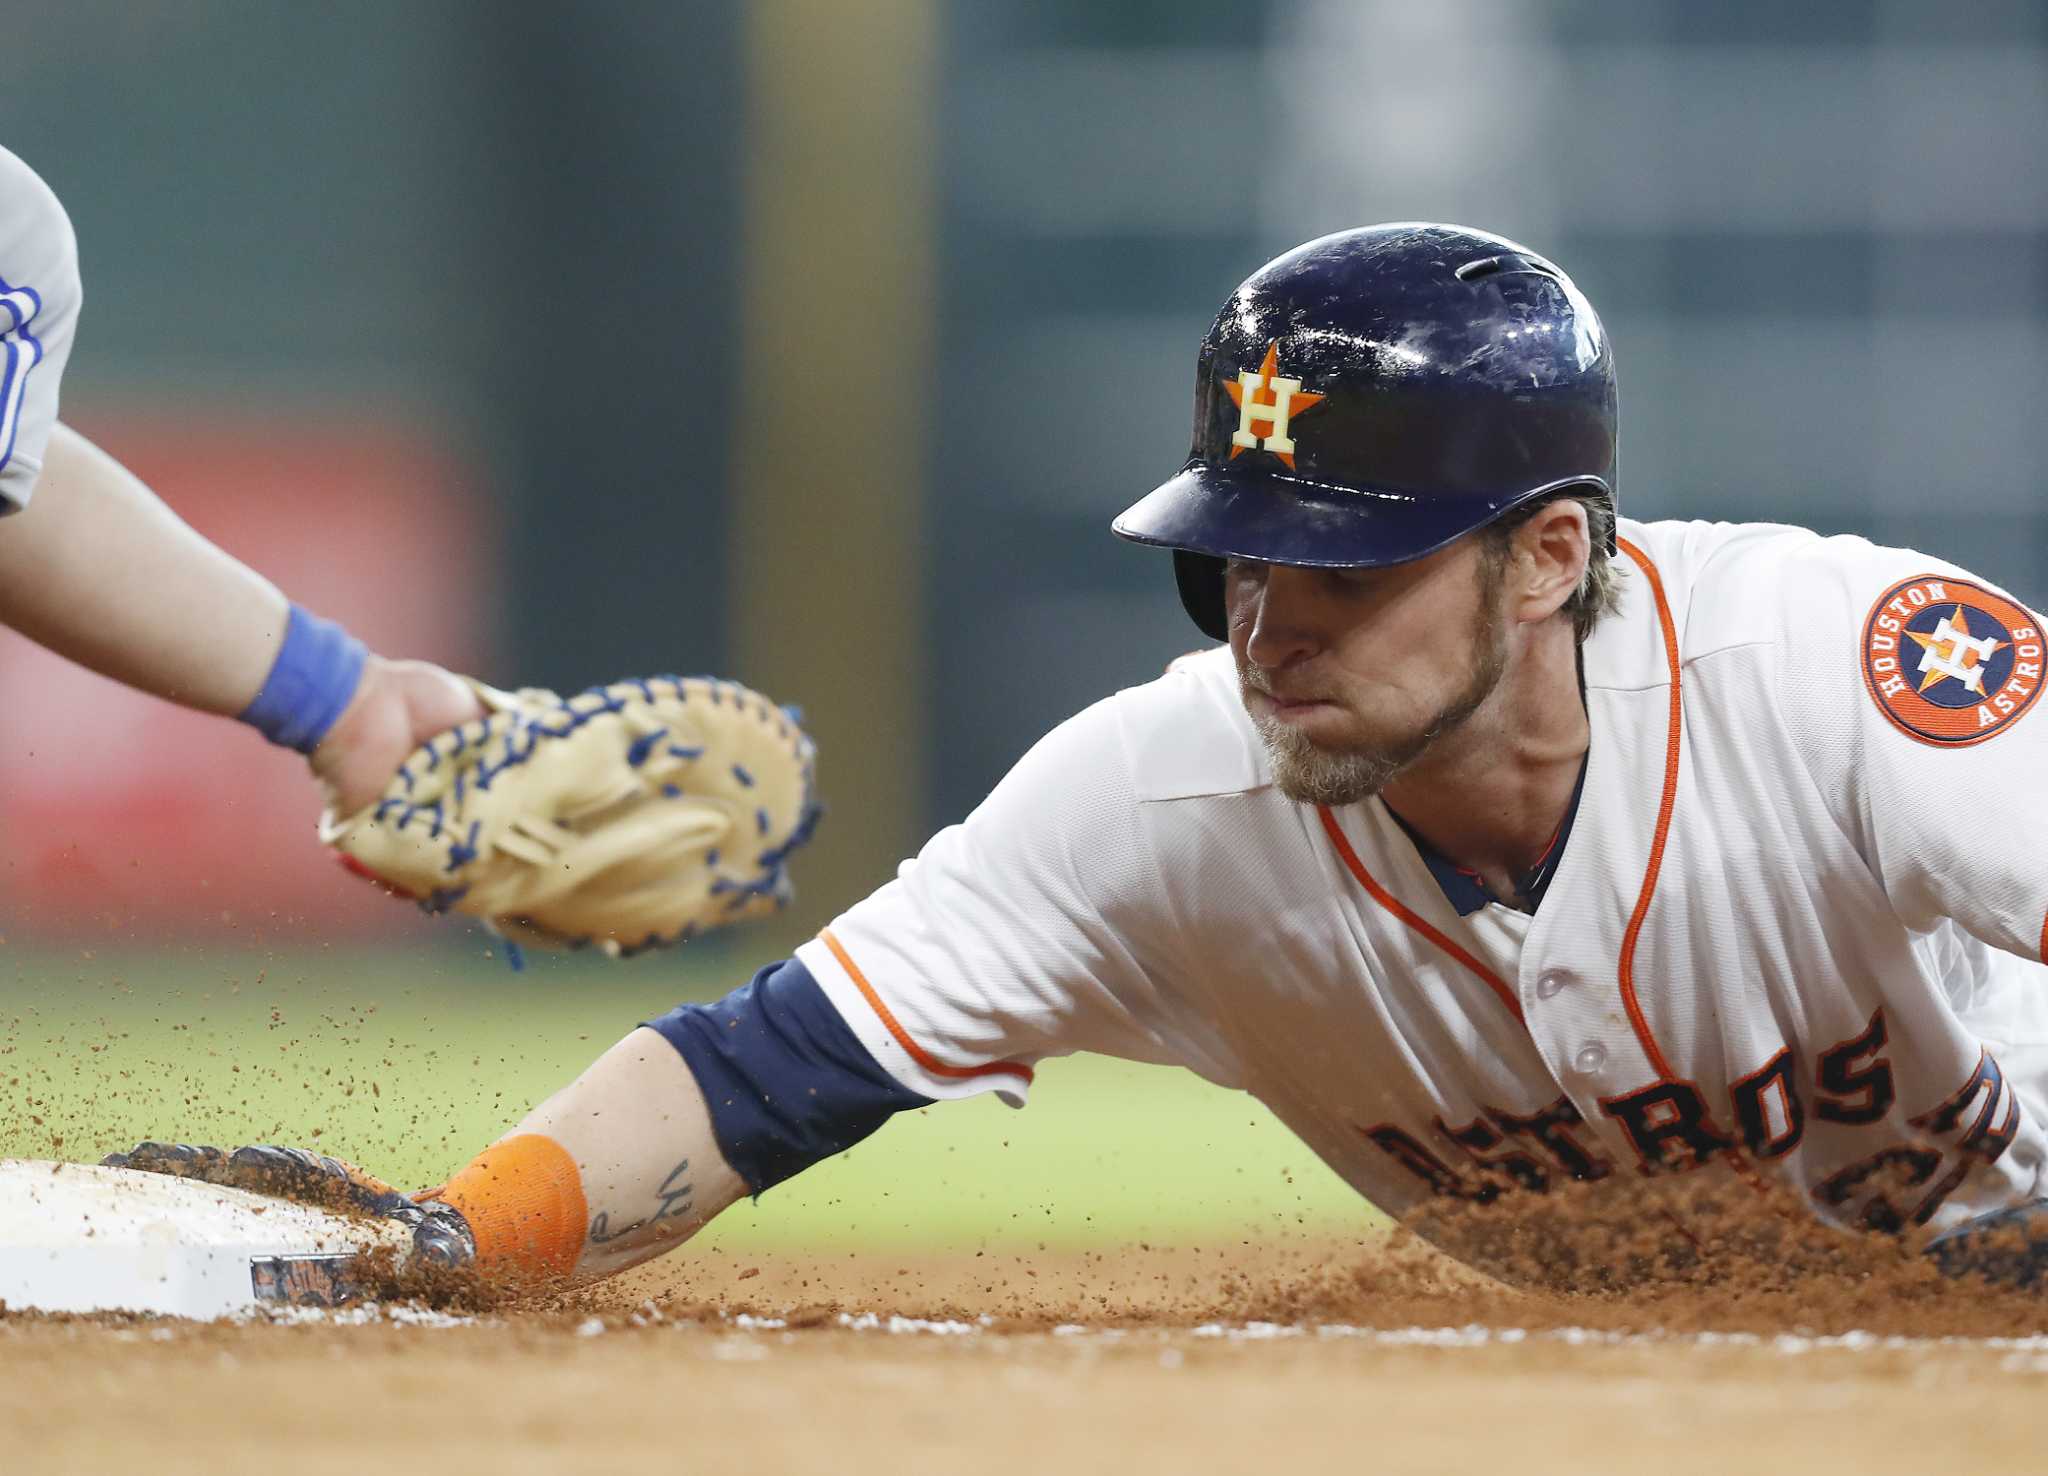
[321,676,818,957]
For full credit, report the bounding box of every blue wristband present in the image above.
[238,603,368,753]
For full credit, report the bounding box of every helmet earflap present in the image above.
[1173,551,1228,642]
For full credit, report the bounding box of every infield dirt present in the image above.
[9,953,2048,1471]
[8,1235,2048,1474]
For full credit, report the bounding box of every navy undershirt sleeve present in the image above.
[643,956,933,1195]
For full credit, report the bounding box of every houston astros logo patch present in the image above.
[1225,341,1324,469]
[1862,575,2043,745]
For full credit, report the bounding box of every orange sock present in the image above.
[425,1133,588,1281]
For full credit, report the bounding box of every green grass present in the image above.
[0,941,1376,1249]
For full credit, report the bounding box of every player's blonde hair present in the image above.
[1480,489,1626,646]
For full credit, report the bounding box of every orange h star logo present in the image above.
[1225,341,1326,469]
[1909,606,2005,694]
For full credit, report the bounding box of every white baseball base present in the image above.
[0,1158,408,1319]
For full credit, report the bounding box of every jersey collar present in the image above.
[1382,752,1588,916]
[1383,634,1592,919]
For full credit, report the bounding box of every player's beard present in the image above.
[1240,561,1512,807]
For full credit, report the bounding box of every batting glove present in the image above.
[1924,1196,2048,1289]
[101,1141,475,1268]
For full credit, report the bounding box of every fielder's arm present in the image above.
[0,422,290,714]
[0,422,479,815]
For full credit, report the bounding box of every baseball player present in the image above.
[0,142,485,813]
[120,224,2048,1290]
[1,141,815,964]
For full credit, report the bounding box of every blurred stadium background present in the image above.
[1,1,2044,1250]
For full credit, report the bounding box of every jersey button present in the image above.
[1572,1041,1608,1074]
[1535,970,1572,1000]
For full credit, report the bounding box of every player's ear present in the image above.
[1508,498,1591,626]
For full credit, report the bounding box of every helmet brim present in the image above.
[1112,462,1563,570]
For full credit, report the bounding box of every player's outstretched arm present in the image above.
[415,689,1179,1280]
[101,1032,758,1289]
[108,688,1189,1287]
[0,421,481,815]
[425,1028,753,1284]
[104,1034,751,1288]
[424,956,927,1284]
[109,957,928,1289]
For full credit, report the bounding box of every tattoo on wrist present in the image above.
[587,1159,696,1246]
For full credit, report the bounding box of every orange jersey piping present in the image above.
[1614,536,1681,1082]
[819,928,1035,1085]
[1316,805,1525,1025]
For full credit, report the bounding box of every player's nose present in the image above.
[1238,565,1328,669]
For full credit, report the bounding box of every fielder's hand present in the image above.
[101,1141,475,1268]
[311,657,487,821]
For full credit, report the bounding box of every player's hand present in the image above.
[1924,1197,2048,1288]
[101,1141,475,1268]
[310,656,486,820]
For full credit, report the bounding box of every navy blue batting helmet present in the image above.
[1112,223,1618,640]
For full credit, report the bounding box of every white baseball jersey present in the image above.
[798,517,2048,1238]
[0,145,82,515]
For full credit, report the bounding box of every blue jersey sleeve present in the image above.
[644,956,932,1195]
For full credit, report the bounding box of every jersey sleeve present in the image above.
[644,956,931,1195]
[795,692,1194,1107]
[0,146,81,516]
[1774,534,2048,964]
